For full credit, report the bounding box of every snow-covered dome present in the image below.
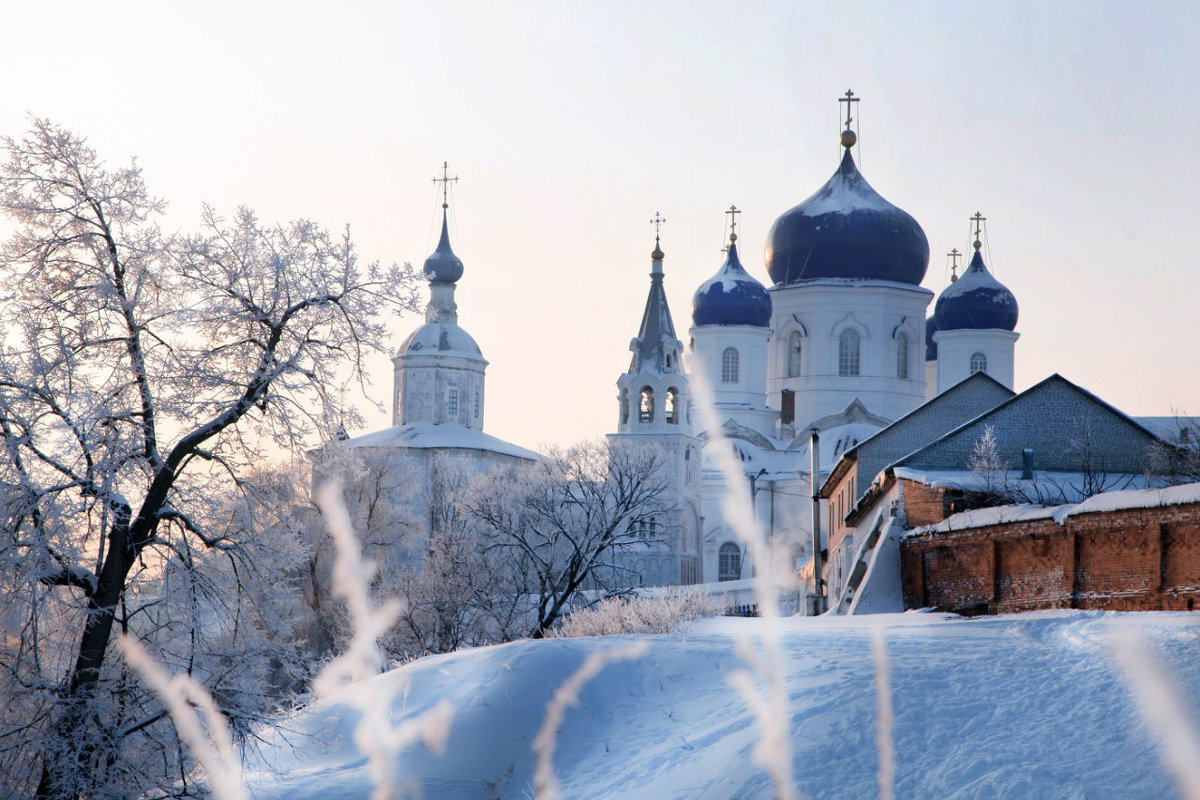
[934,248,1018,331]
[422,211,464,283]
[397,321,483,360]
[764,149,929,286]
[925,315,939,361]
[692,240,772,327]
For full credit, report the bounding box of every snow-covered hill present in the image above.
[246,611,1200,799]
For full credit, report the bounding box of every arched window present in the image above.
[838,329,860,376]
[666,387,679,424]
[447,388,459,416]
[970,352,988,375]
[718,542,741,582]
[619,387,630,425]
[896,332,909,379]
[685,446,694,483]
[639,386,654,422]
[788,331,803,377]
[721,347,739,384]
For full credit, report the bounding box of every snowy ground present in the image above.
[246,611,1200,799]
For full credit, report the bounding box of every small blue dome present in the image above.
[925,315,939,361]
[934,249,1018,331]
[765,149,929,286]
[423,211,463,283]
[692,241,772,327]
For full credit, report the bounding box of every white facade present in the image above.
[766,280,932,428]
[934,328,1020,394]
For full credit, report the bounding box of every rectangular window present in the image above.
[447,388,459,416]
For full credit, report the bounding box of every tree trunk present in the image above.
[35,527,135,800]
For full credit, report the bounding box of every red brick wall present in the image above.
[902,480,951,528]
[901,502,1200,614]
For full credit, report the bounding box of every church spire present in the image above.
[629,216,682,376]
[423,162,464,323]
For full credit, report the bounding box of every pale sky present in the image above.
[3,1,1198,451]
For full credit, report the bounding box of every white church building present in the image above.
[320,96,1024,602]
[610,98,1020,590]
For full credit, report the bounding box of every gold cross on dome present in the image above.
[971,212,986,250]
[433,161,458,209]
[948,248,961,282]
[726,204,741,242]
[839,89,859,130]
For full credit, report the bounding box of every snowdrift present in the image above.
[246,611,1200,799]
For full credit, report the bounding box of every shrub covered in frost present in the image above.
[551,590,720,638]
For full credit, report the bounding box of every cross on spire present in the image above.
[650,211,667,241]
[971,211,986,250]
[433,161,458,209]
[948,247,962,283]
[839,89,859,130]
[725,204,741,244]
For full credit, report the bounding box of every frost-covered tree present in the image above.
[469,440,673,637]
[0,118,418,798]
[967,424,1007,498]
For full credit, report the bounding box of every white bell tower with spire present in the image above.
[609,216,702,586]
[393,163,489,429]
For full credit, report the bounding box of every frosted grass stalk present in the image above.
[313,481,454,800]
[1108,628,1200,800]
[687,361,799,800]
[871,626,894,800]
[532,641,649,800]
[118,636,249,800]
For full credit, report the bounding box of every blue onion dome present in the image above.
[692,239,772,327]
[764,149,929,286]
[925,315,939,361]
[934,247,1019,331]
[422,210,464,283]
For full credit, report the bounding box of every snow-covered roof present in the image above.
[891,467,1160,503]
[397,322,485,361]
[339,421,540,460]
[1134,416,1200,440]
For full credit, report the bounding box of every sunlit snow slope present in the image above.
[247,611,1200,799]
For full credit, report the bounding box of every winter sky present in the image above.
[2,1,1198,451]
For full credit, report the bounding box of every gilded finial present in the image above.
[971,211,986,251]
[948,248,961,283]
[433,161,458,210]
[838,89,860,148]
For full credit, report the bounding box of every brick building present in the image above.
[817,373,1175,614]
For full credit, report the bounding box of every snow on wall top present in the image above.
[1065,481,1200,517]
[904,479,1200,536]
[908,503,1074,536]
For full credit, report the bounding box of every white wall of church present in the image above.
[766,281,933,429]
[934,328,1019,392]
[394,355,487,428]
